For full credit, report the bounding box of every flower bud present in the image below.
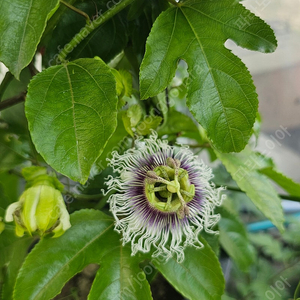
[5,167,71,237]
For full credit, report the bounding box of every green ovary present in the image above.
[145,164,195,214]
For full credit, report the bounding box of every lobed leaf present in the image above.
[140,0,277,152]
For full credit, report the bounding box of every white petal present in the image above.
[5,202,21,222]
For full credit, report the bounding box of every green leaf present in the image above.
[112,69,133,99]
[200,231,220,257]
[294,280,300,300]
[140,0,277,152]
[222,295,236,300]
[0,226,33,300]
[259,167,300,197]
[154,236,224,300]
[216,148,284,232]
[248,233,284,262]
[0,173,20,209]
[128,0,169,64]
[88,244,153,300]
[0,0,59,78]
[136,116,162,136]
[25,58,118,184]
[0,130,30,172]
[218,207,255,272]
[158,110,198,137]
[95,114,129,171]
[282,219,300,247]
[122,105,143,137]
[14,210,152,300]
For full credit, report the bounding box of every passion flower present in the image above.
[106,133,225,262]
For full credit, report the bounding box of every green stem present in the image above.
[8,169,23,178]
[0,72,14,101]
[217,184,300,202]
[64,191,103,200]
[0,92,26,111]
[57,0,135,62]
[188,143,211,148]
[60,0,90,23]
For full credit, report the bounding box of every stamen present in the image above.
[157,166,170,180]
[180,189,194,198]
[153,186,167,192]
[146,171,176,187]
[178,169,188,181]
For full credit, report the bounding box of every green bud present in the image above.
[5,167,70,238]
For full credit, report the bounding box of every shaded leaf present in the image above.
[25,58,118,184]
[88,243,153,300]
[136,116,162,135]
[140,0,277,152]
[44,1,128,66]
[154,236,224,300]
[248,233,284,261]
[112,69,133,98]
[158,110,198,137]
[0,130,30,172]
[0,226,33,300]
[0,0,59,78]
[216,148,284,232]
[218,207,255,272]
[122,105,143,137]
[128,0,169,64]
[0,173,20,209]
[14,210,153,300]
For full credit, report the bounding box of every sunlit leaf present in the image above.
[140,0,277,152]
[25,58,118,183]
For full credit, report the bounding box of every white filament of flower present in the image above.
[105,133,225,262]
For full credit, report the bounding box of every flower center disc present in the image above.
[145,163,195,217]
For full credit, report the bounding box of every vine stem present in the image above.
[0,72,14,101]
[60,0,91,23]
[64,191,103,200]
[57,0,135,62]
[216,184,300,203]
[0,92,26,111]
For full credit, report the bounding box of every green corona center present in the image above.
[145,159,195,218]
